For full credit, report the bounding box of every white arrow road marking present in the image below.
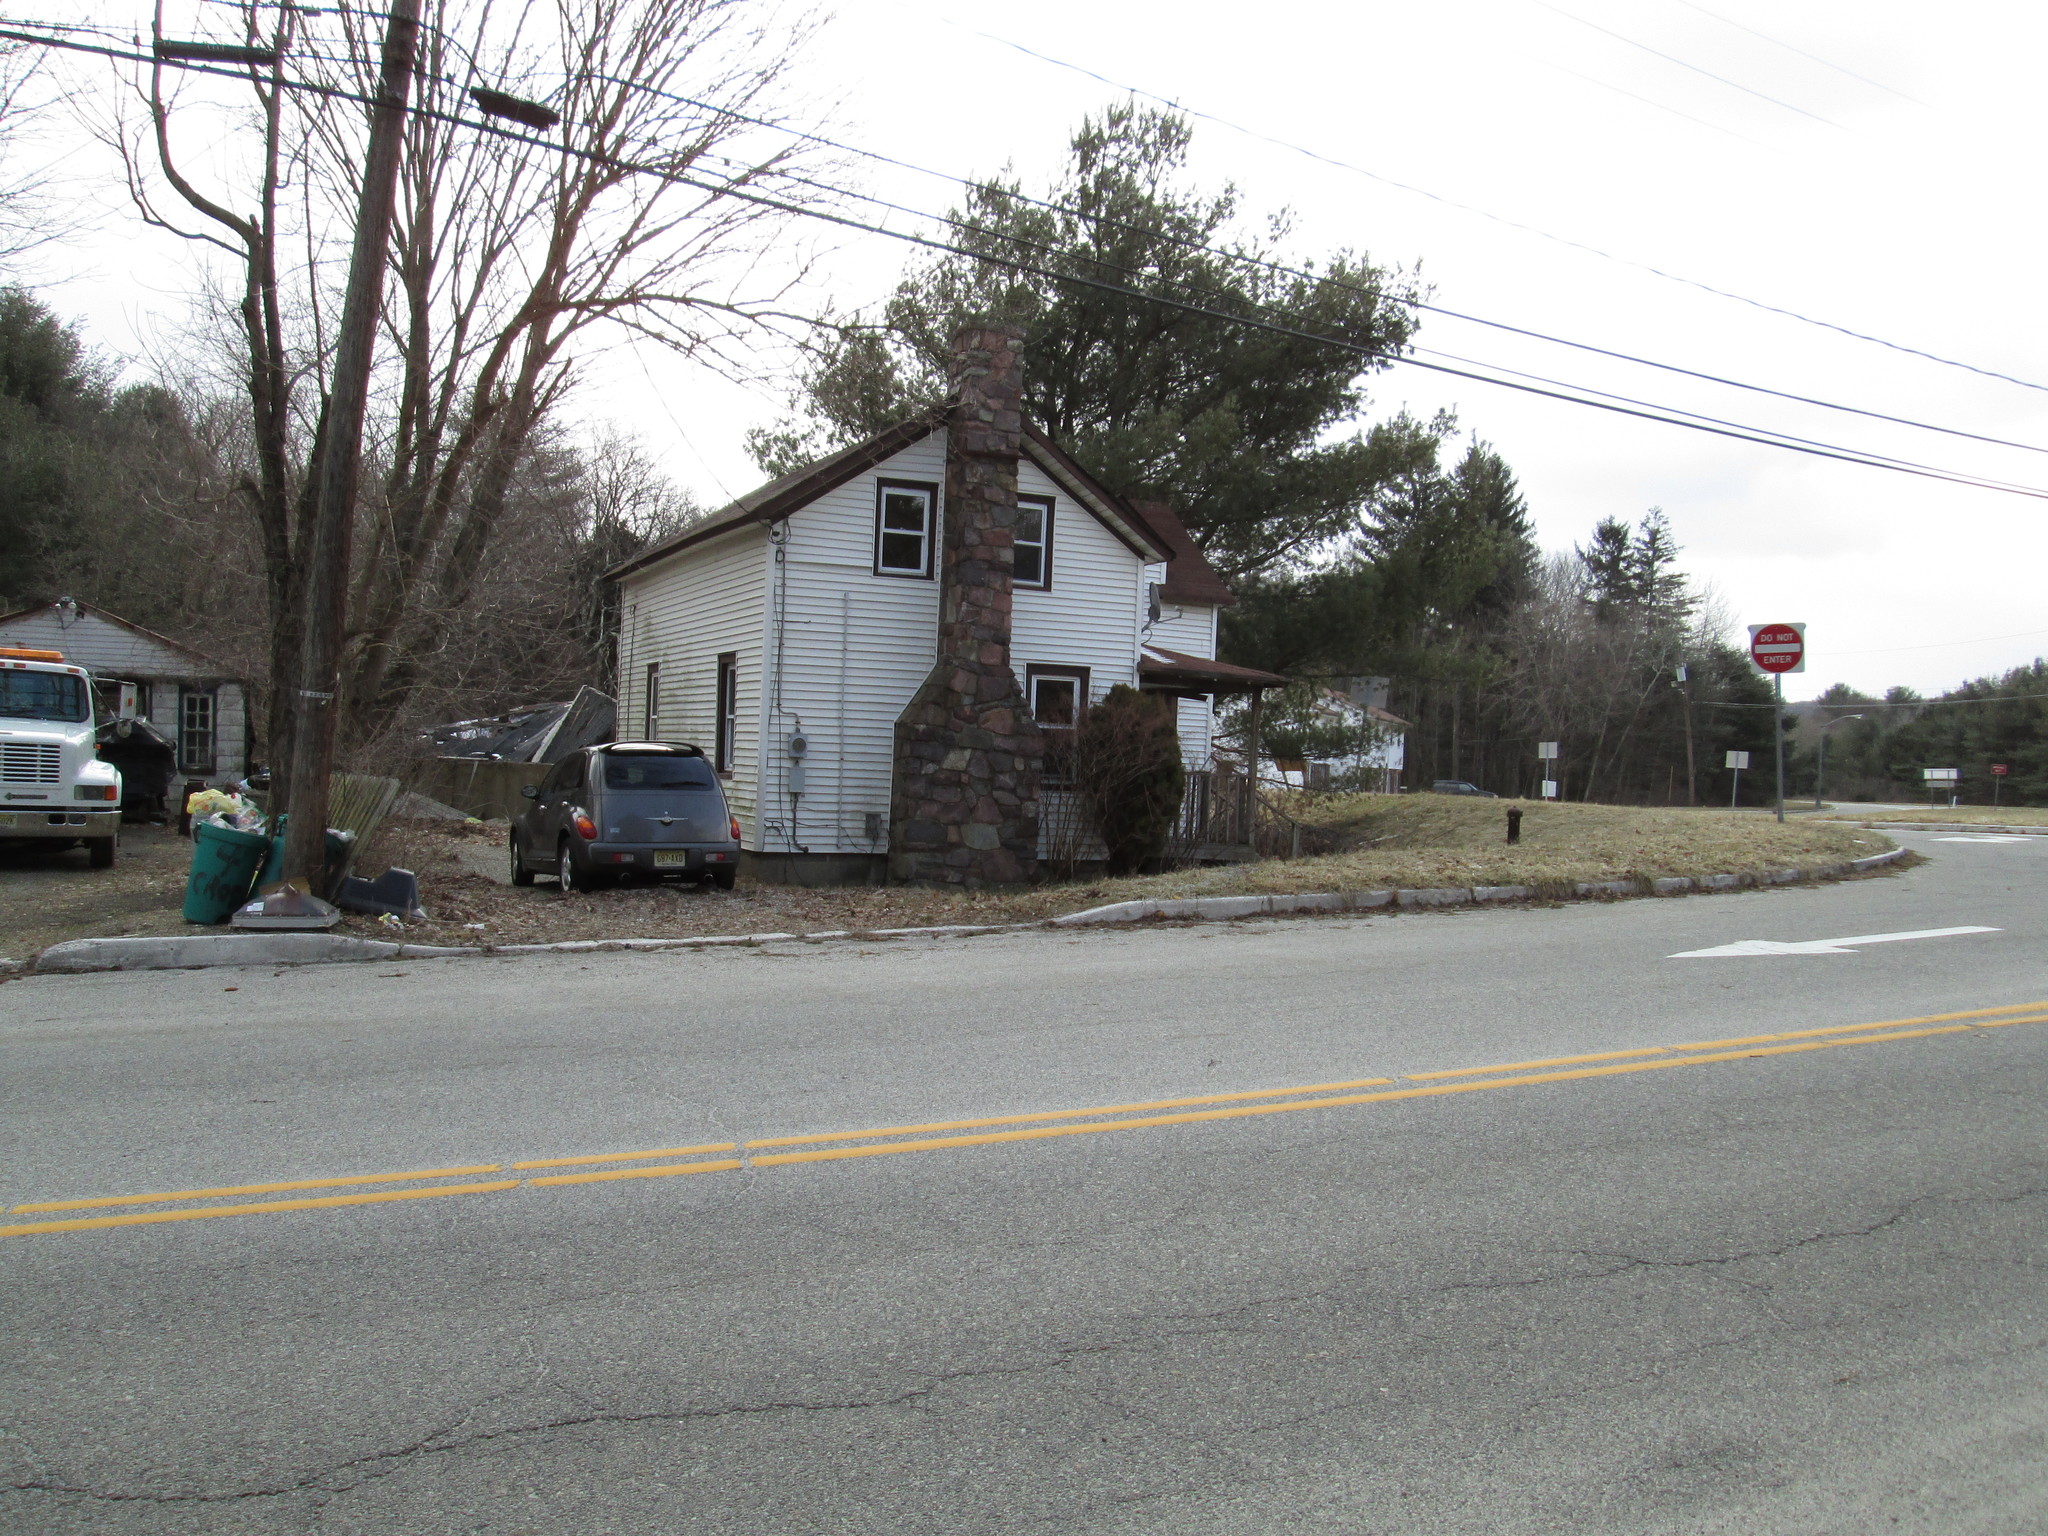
[1670,926,2000,958]
[1935,835,2030,843]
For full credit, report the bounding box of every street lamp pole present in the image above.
[1814,714,1865,809]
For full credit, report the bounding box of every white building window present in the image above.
[715,652,738,774]
[874,479,936,578]
[1014,495,1052,590]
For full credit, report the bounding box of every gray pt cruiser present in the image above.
[511,741,741,892]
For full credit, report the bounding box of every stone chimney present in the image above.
[888,324,1043,885]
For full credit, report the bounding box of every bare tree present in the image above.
[100,0,823,767]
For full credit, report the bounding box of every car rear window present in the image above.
[603,753,715,791]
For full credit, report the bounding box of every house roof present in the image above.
[1139,644,1288,693]
[0,600,236,675]
[1127,501,1236,608]
[605,406,1172,582]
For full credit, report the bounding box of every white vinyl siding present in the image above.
[1144,587,1221,769]
[758,431,947,855]
[1010,456,1147,712]
[617,525,769,845]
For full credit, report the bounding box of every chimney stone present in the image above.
[888,323,1043,886]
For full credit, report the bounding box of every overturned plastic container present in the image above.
[183,820,273,924]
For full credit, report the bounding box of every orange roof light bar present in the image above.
[0,647,65,662]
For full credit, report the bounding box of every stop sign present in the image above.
[1749,623,1805,674]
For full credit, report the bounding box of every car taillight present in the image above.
[572,811,597,840]
[729,816,741,842]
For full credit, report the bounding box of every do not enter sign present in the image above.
[1749,623,1805,674]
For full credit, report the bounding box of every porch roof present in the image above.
[1139,644,1288,694]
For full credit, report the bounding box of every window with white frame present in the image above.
[1014,495,1052,589]
[874,479,936,578]
[1026,665,1088,785]
[643,661,661,740]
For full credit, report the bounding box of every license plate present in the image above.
[653,850,690,868]
[0,813,15,828]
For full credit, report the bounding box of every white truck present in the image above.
[0,645,123,868]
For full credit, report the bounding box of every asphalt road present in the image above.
[2,830,2044,1534]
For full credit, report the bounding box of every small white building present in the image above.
[607,338,1281,883]
[0,599,249,782]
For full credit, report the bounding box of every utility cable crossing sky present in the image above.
[9,20,2048,506]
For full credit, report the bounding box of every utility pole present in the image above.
[1676,662,1697,805]
[275,0,420,909]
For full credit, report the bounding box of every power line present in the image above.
[923,12,2048,395]
[1527,0,1843,128]
[1664,0,1929,107]
[245,18,2048,459]
[12,22,2048,506]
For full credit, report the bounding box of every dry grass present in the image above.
[1,796,1895,964]
[1824,804,2048,826]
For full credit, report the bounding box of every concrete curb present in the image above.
[23,849,1908,975]
[25,921,1026,976]
[1049,846,1908,927]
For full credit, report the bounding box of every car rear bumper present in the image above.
[584,842,741,876]
[0,808,119,839]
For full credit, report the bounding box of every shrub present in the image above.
[1075,685,1186,876]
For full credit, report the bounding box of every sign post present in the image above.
[1991,762,2009,807]
[1924,766,1959,809]
[1748,624,1805,824]
[1537,741,1559,800]
[1726,749,1750,809]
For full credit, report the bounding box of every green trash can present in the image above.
[184,820,272,925]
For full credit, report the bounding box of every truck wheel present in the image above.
[89,835,117,870]
[510,832,534,886]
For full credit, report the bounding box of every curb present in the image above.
[24,922,1024,976]
[1048,847,1908,927]
[22,849,1908,977]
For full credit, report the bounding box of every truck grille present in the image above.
[1,744,61,784]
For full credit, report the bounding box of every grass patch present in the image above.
[1824,804,2048,826]
[3,797,1896,963]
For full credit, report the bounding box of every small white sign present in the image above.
[1923,767,1960,781]
[1537,741,1559,760]
[1540,779,1559,799]
[1726,750,1751,770]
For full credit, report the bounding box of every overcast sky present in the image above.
[27,1,2048,700]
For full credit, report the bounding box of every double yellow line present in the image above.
[7,1000,2043,1240]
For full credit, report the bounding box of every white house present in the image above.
[607,326,1283,884]
[0,599,249,782]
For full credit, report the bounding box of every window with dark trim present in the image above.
[874,479,937,578]
[1014,495,1052,590]
[715,653,738,774]
[179,688,216,774]
[643,661,661,740]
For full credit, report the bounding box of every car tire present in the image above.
[89,835,116,870]
[558,837,611,893]
[711,867,736,892]
[510,832,534,886]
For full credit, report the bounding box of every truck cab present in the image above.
[0,646,123,867]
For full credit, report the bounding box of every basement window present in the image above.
[874,479,937,578]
